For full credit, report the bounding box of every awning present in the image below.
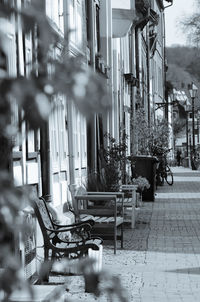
[112,8,138,38]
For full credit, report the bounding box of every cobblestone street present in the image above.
[63,166,200,302]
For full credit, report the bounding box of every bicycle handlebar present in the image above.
[152,146,172,155]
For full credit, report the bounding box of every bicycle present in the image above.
[157,161,174,186]
[152,146,174,186]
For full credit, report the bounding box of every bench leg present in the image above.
[44,248,49,261]
[131,190,136,229]
[114,225,117,254]
[121,224,123,249]
[43,248,50,282]
[131,206,135,229]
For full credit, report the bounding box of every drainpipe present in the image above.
[87,0,97,174]
[146,8,151,125]
[63,0,75,185]
[130,26,137,156]
[135,26,140,87]
[88,0,95,71]
[39,1,52,202]
[134,25,140,155]
[163,1,173,121]
[40,122,51,202]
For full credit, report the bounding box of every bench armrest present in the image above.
[87,191,124,198]
[53,219,94,228]
[75,194,117,201]
[46,223,92,233]
[120,185,138,191]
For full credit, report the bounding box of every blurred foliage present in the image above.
[0,175,32,301]
[0,1,127,302]
[52,258,129,301]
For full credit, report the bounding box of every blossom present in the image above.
[131,176,150,192]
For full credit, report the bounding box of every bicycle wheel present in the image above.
[165,166,173,185]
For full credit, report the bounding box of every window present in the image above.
[85,0,89,44]
[11,100,21,152]
[58,0,64,31]
[77,0,83,47]
[50,99,60,171]
[69,0,83,48]
[95,4,100,53]
[57,97,67,169]
[46,0,64,32]
[72,104,87,169]
[24,32,32,77]
[69,0,76,43]
[80,115,87,167]
[158,66,162,97]
[50,95,67,171]
[27,129,36,153]
[72,105,80,168]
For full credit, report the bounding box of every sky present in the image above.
[165,0,196,47]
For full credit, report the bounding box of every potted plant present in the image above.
[131,176,150,205]
[131,176,150,192]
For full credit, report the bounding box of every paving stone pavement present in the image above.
[61,166,200,301]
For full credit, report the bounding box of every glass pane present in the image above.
[77,1,83,47]
[27,130,35,153]
[58,0,64,32]
[69,0,76,43]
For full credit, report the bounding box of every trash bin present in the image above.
[131,155,158,202]
[182,157,189,168]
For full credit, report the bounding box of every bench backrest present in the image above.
[32,198,55,243]
[69,184,87,214]
[120,184,138,199]
[120,185,138,191]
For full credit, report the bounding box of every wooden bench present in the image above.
[74,192,124,254]
[31,197,103,280]
[120,185,138,229]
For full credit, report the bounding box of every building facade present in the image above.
[0,0,169,281]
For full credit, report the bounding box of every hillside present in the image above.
[166,46,200,110]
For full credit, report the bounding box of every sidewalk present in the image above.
[63,166,200,301]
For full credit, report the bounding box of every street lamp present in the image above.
[184,103,190,157]
[197,110,200,145]
[188,82,198,157]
